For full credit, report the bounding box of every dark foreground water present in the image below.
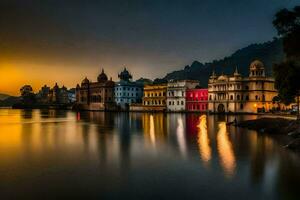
[0,109,299,200]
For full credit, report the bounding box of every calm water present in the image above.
[0,109,299,199]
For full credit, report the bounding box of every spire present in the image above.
[210,69,217,79]
[234,66,240,76]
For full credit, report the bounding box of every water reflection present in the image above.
[176,115,187,157]
[197,115,211,166]
[149,115,156,145]
[0,109,300,199]
[216,122,236,178]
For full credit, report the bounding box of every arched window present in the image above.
[230,95,233,100]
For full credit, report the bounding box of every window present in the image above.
[181,101,184,105]
[230,95,233,100]
[237,95,240,100]
[255,95,258,100]
[246,95,249,100]
[240,104,243,109]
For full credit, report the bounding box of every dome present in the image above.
[118,67,132,81]
[53,83,59,89]
[250,60,264,70]
[217,75,227,81]
[97,69,108,82]
[81,77,89,84]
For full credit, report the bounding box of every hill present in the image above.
[163,38,284,86]
[0,96,21,107]
[0,93,10,100]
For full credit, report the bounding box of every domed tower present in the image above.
[97,69,108,82]
[81,77,90,85]
[249,60,265,77]
[118,67,132,81]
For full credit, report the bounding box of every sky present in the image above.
[0,0,298,95]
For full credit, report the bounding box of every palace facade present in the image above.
[166,80,199,111]
[142,84,167,111]
[114,68,143,110]
[208,60,278,113]
[186,88,208,112]
[75,69,115,111]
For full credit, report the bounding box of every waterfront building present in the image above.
[114,68,143,110]
[75,69,115,110]
[36,85,51,103]
[208,60,278,113]
[142,84,167,111]
[166,80,199,111]
[186,88,208,112]
[36,84,75,104]
[48,83,69,104]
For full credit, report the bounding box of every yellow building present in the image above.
[208,60,278,113]
[142,84,167,111]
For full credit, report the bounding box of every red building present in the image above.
[186,89,208,111]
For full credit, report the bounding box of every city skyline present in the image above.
[0,0,298,95]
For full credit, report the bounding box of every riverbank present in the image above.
[236,118,300,152]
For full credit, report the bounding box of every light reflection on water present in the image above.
[197,115,211,166]
[0,109,300,199]
[216,121,236,178]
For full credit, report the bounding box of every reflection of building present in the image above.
[75,69,116,110]
[186,88,208,112]
[142,113,167,144]
[114,68,143,110]
[167,80,199,111]
[197,115,211,165]
[142,84,167,111]
[208,60,278,113]
[216,122,236,177]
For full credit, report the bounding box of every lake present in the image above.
[0,109,299,199]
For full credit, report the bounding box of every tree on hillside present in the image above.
[272,6,300,117]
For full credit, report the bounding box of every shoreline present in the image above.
[235,117,300,153]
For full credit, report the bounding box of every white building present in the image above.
[167,80,199,111]
[114,68,143,110]
[208,60,278,113]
